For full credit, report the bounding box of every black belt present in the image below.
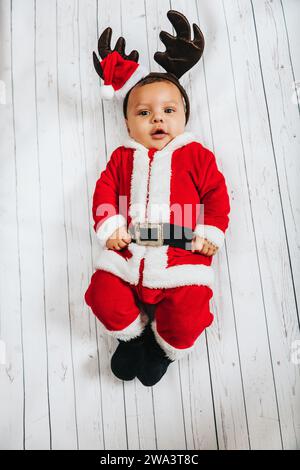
[128,222,194,250]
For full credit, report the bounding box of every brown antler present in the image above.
[93,27,139,79]
[154,10,204,79]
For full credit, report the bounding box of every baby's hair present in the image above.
[123,75,190,124]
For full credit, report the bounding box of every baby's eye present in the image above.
[165,108,175,113]
[138,110,150,116]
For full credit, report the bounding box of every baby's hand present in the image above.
[191,236,219,256]
[106,226,132,250]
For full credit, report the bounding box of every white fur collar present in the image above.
[123,131,196,154]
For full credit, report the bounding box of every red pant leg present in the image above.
[152,285,214,360]
[85,269,147,340]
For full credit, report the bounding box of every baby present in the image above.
[85,11,230,386]
[107,79,218,257]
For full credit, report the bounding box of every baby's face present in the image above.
[125,81,186,150]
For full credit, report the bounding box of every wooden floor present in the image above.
[0,0,299,450]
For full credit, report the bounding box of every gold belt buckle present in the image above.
[134,222,164,247]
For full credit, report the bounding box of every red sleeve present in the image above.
[92,147,127,247]
[194,148,230,249]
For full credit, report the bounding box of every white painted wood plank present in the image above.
[180,336,219,450]
[97,333,128,449]
[124,380,157,450]
[250,0,300,449]
[178,0,287,449]
[215,0,285,449]
[281,0,300,91]
[10,0,50,449]
[35,0,80,449]
[55,0,109,449]
[219,0,300,448]
[151,364,186,450]
[92,0,129,450]
[79,0,117,450]
[0,0,24,451]
[77,0,110,450]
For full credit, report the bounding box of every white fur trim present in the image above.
[98,311,149,341]
[96,214,127,248]
[124,131,196,153]
[142,245,214,288]
[94,242,146,285]
[128,149,149,224]
[157,132,196,154]
[146,149,172,222]
[94,243,214,289]
[193,224,225,249]
[114,65,149,100]
[151,320,195,361]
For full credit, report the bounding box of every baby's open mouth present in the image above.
[151,129,168,138]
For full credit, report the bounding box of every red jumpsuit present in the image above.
[84,131,230,360]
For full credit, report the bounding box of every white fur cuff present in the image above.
[96,214,127,248]
[193,224,225,249]
[151,320,195,361]
[98,312,149,341]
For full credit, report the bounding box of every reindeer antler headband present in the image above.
[93,10,204,122]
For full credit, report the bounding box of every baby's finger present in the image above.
[200,244,209,255]
[109,243,119,250]
[118,239,128,249]
[207,246,217,256]
[205,239,218,252]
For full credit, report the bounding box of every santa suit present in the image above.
[85,131,230,360]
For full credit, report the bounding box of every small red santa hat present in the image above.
[93,30,149,100]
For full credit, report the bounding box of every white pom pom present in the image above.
[100,85,115,100]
